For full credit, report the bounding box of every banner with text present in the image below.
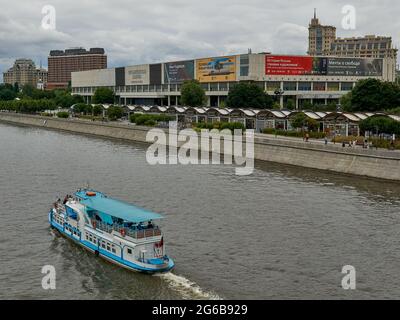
[265,55,383,77]
[164,60,195,84]
[125,64,150,85]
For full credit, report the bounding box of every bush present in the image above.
[129,114,175,125]
[262,128,326,139]
[194,121,245,131]
[220,122,245,131]
[144,119,156,126]
[332,136,364,144]
[107,106,123,121]
[40,112,54,117]
[57,111,69,118]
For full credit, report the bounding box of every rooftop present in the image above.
[75,190,164,223]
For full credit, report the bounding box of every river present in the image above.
[1,122,400,300]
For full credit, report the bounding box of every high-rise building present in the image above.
[308,11,398,62]
[330,35,398,60]
[47,47,107,90]
[307,9,336,56]
[3,59,48,89]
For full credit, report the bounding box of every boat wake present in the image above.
[157,272,222,300]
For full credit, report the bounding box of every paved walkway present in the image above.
[254,133,400,159]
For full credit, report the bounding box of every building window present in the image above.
[127,248,132,254]
[341,82,354,91]
[219,83,228,91]
[266,82,280,91]
[210,83,218,91]
[298,82,311,91]
[240,55,249,77]
[313,82,326,91]
[327,82,339,91]
[283,82,296,91]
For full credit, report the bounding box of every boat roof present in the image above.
[75,190,164,223]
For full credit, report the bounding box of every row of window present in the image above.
[332,42,389,50]
[54,214,63,226]
[85,231,117,254]
[65,225,79,236]
[72,81,355,94]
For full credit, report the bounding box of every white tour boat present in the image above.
[49,189,174,273]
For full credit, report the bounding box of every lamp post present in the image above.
[274,89,284,109]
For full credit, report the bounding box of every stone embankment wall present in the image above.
[1,112,399,181]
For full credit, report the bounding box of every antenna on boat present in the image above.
[85,181,90,190]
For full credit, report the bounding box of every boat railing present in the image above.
[92,220,162,239]
[54,202,66,214]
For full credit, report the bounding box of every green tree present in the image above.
[291,113,319,131]
[0,88,17,101]
[180,80,206,107]
[347,79,400,112]
[93,87,115,104]
[285,99,295,110]
[21,84,36,98]
[226,82,273,109]
[107,105,123,121]
[359,116,400,135]
[93,104,103,116]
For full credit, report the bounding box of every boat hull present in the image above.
[49,212,174,274]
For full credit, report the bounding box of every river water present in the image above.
[1,122,400,300]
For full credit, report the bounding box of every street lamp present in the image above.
[274,89,284,109]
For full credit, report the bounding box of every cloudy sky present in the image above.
[0,0,399,79]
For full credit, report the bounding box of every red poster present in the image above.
[265,55,313,75]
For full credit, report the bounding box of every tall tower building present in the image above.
[308,9,336,56]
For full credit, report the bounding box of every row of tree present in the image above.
[341,79,400,113]
[0,99,56,113]
[180,80,275,109]
[2,77,400,114]
[181,78,400,113]
[359,116,400,136]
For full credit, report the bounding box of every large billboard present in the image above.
[164,60,195,84]
[265,55,383,77]
[266,55,316,75]
[125,64,149,85]
[196,56,236,82]
[326,57,383,76]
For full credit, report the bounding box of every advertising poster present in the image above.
[265,55,383,77]
[164,60,195,84]
[327,57,383,77]
[265,55,314,75]
[125,64,150,85]
[196,56,236,82]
